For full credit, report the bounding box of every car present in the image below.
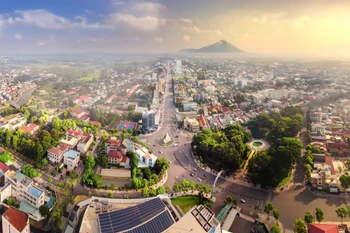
[193,168,197,171]
[203,174,207,177]
[240,199,246,203]
[190,173,195,177]
[153,144,156,147]
[159,151,163,153]
[197,178,202,182]
[169,161,172,164]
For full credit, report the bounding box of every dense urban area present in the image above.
[0,54,350,233]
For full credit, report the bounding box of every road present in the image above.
[138,63,269,218]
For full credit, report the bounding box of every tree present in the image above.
[225,195,233,205]
[273,208,280,222]
[165,185,170,194]
[141,187,149,197]
[47,178,52,183]
[315,208,324,223]
[305,164,312,178]
[110,184,116,190]
[232,199,238,206]
[149,187,157,197]
[0,151,13,163]
[293,218,307,233]
[39,205,50,217]
[51,206,63,233]
[101,156,108,168]
[336,207,348,224]
[264,202,273,220]
[108,192,114,198]
[82,169,102,187]
[304,212,313,224]
[156,186,164,195]
[270,224,281,233]
[154,157,170,174]
[21,165,38,178]
[340,174,350,193]
[143,168,152,180]
[173,182,180,192]
[85,156,96,168]
[203,184,211,194]
[181,179,190,192]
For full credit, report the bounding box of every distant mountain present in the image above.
[180,40,244,53]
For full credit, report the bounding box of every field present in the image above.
[171,196,200,213]
[79,71,100,81]
[41,85,53,91]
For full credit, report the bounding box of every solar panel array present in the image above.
[124,210,174,233]
[98,198,171,233]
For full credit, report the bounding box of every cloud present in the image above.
[76,40,81,43]
[13,9,111,29]
[89,37,105,42]
[131,2,166,16]
[154,36,163,42]
[292,15,310,30]
[36,42,45,46]
[179,18,192,24]
[252,12,285,25]
[106,13,164,31]
[15,34,22,39]
[7,17,22,25]
[113,1,126,6]
[183,35,190,41]
[214,30,224,37]
[0,16,5,34]
[36,35,56,46]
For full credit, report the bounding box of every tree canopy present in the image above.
[192,124,251,173]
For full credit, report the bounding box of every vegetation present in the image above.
[264,202,273,220]
[293,218,307,233]
[171,196,201,213]
[82,156,102,187]
[0,151,14,164]
[248,137,303,187]
[335,207,348,224]
[270,224,281,233]
[3,197,19,208]
[247,107,303,141]
[21,165,39,178]
[39,204,50,217]
[304,212,313,224]
[315,208,324,223]
[192,124,251,173]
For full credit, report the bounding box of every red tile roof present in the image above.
[79,96,90,102]
[67,129,83,137]
[71,109,85,115]
[309,224,339,233]
[47,147,64,156]
[3,207,29,232]
[59,144,69,151]
[121,154,127,163]
[328,142,349,150]
[90,121,102,127]
[65,90,76,95]
[199,114,206,126]
[325,156,336,175]
[0,161,10,173]
[19,123,39,133]
[108,150,123,158]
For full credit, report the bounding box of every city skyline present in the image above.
[1,0,350,55]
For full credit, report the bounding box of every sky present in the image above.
[1,0,350,55]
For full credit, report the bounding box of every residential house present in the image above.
[60,129,83,149]
[107,150,129,168]
[327,142,350,157]
[135,147,157,168]
[311,123,326,135]
[19,123,39,135]
[105,137,126,155]
[47,147,64,164]
[63,150,80,170]
[2,207,30,233]
[310,156,338,192]
[309,223,347,233]
[0,113,26,130]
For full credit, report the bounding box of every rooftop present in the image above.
[64,150,79,159]
[47,146,64,156]
[3,207,28,232]
[28,185,43,198]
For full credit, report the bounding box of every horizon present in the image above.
[1,0,350,56]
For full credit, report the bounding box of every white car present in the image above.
[198,178,202,182]
[240,199,246,203]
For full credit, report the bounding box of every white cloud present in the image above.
[106,13,163,31]
[252,12,285,25]
[154,36,163,42]
[76,40,81,43]
[36,42,45,46]
[179,18,192,24]
[15,34,22,39]
[183,35,190,42]
[36,35,56,46]
[0,16,5,34]
[131,2,166,16]
[214,30,224,37]
[14,9,111,29]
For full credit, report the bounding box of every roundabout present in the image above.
[248,139,270,151]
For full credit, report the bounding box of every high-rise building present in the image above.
[142,110,155,130]
[175,60,182,74]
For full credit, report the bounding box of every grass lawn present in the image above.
[277,171,292,188]
[41,85,53,91]
[171,196,200,213]
[79,71,100,81]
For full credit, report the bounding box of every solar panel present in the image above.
[124,211,175,233]
[98,198,167,233]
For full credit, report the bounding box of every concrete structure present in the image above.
[183,102,198,112]
[63,150,80,170]
[175,59,182,74]
[100,169,131,180]
[0,113,26,130]
[19,123,39,135]
[2,207,30,233]
[47,147,64,164]
[142,110,155,131]
[184,117,200,132]
[310,156,338,192]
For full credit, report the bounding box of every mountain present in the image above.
[180,40,244,53]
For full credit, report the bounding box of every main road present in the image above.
[138,63,269,217]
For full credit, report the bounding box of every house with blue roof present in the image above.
[64,150,80,170]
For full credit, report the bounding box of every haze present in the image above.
[1,0,350,56]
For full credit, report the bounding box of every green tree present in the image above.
[110,184,116,190]
[315,208,324,223]
[304,212,313,224]
[270,224,281,233]
[51,207,63,233]
[39,205,50,217]
[340,174,350,193]
[149,187,157,197]
[165,185,170,194]
[225,195,233,205]
[21,165,38,178]
[108,192,114,198]
[141,187,149,197]
[293,218,307,233]
[156,186,164,195]
[101,156,109,168]
[85,156,96,168]
[181,179,190,192]
[173,182,180,192]
[232,199,238,206]
[47,178,52,183]
[264,202,273,220]
[273,208,280,222]
[0,151,13,163]
[335,207,348,224]
[304,164,312,178]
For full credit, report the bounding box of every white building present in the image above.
[0,113,26,130]
[175,60,182,74]
[47,147,64,164]
[135,147,157,168]
[2,207,30,233]
[77,133,94,153]
[63,150,80,170]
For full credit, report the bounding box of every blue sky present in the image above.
[1,0,350,54]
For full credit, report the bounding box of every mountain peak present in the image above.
[180,40,244,53]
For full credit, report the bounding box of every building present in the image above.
[175,59,182,74]
[19,123,39,135]
[77,133,94,153]
[184,117,200,132]
[310,156,338,192]
[309,223,346,233]
[2,207,30,233]
[105,137,126,155]
[142,110,155,131]
[90,121,102,127]
[70,109,87,119]
[0,113,26,130]
[311,123,326,135]
[107,150,129,168]
[135,147,157,168]
[60,129,83,149]
[47,147,64,164]
[63,150,80,170]
[183,102,198,112]
[5,170,46,209]
[165,205,222,233]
